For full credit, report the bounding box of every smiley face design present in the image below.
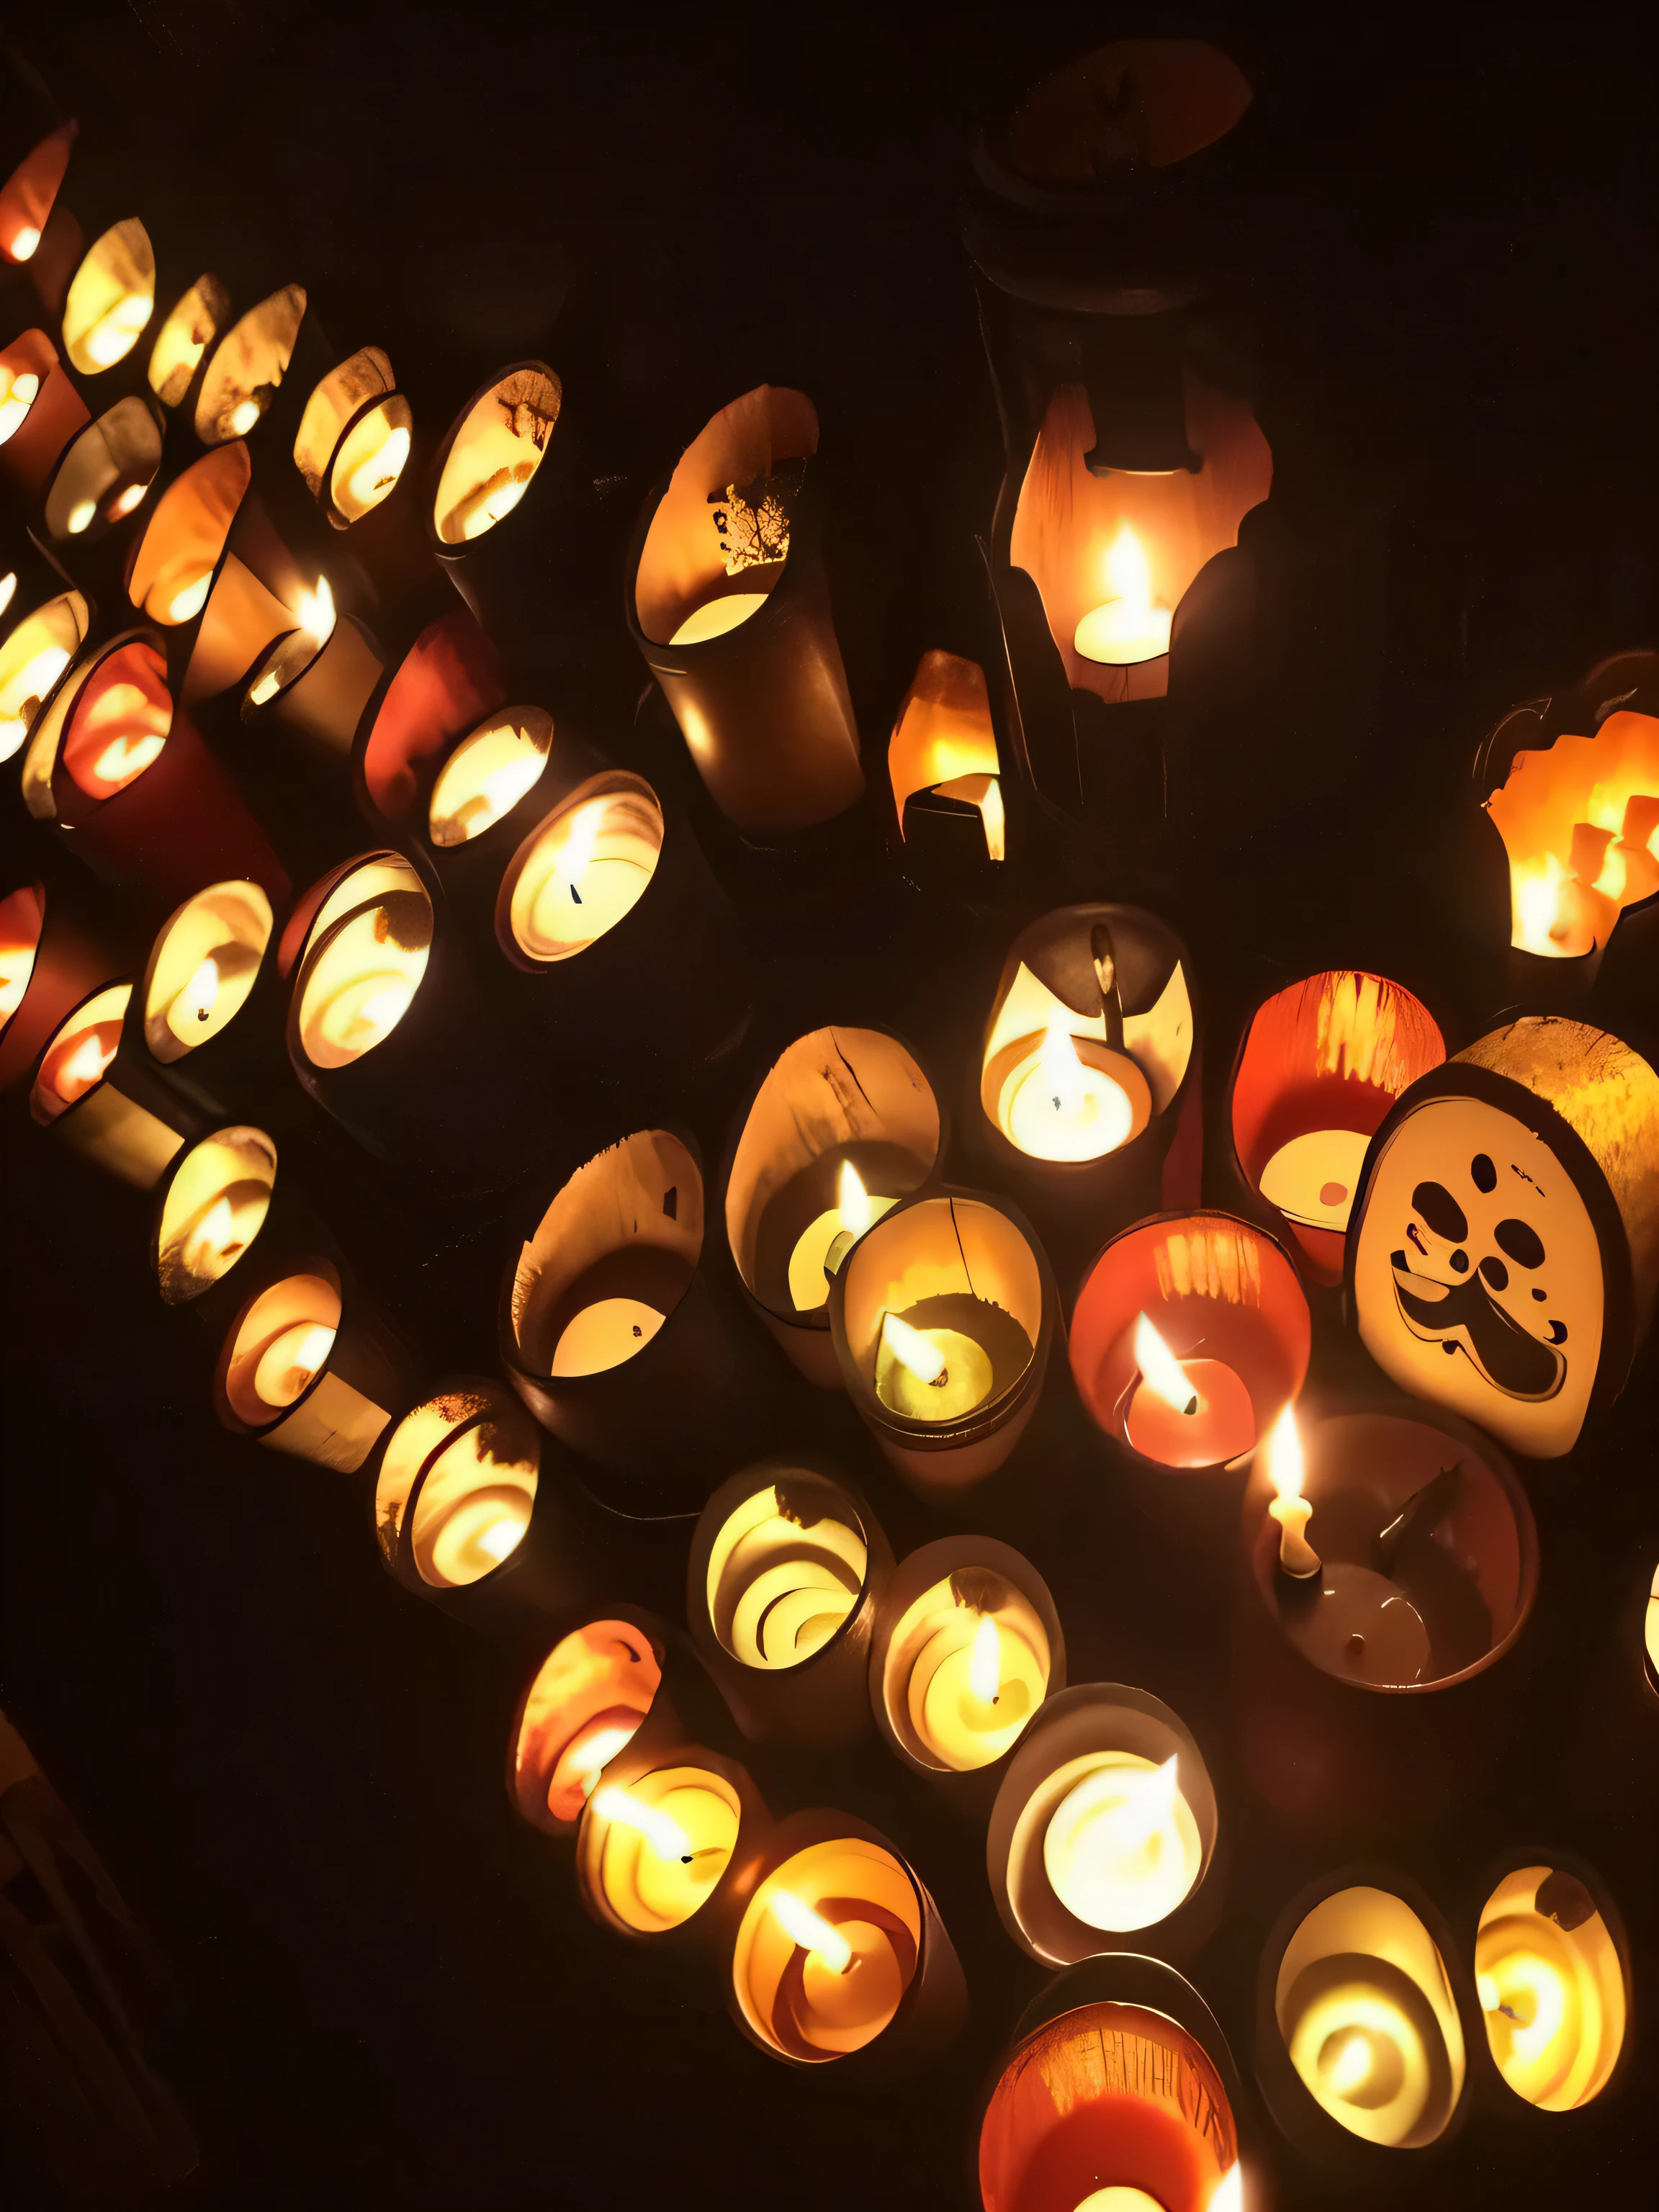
[1352,1092,1603,1457]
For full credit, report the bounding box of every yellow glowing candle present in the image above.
[521,797,652,946]
[344,421,410,513]
[907,1605,1046,1768]
[1264,1405,1321,1578]
[588,1769,740,1932]
[1074,526,1173,666]
[228,398,261,437]
[428,714,550,846]
[82,289,153,370]
[590,1784,693,1864]
[252,1321,337,1410]
[1073,2192,1167,2211]
[0,642,74,759]
[668,590,773,647]
[1002,1019,1138,1161]
[786,1159,898,1312]
[1475,1868,1625,2110]
[875,1308,994,1421]
[66,498,95,535]
[0,366,40,444]
[1042,1753,1202,1932]
[247,577,336,706]
[1287,1979,1435,2146]
[551,1298,667,1377]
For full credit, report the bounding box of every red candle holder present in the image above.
[979,1955,1245,2212]
[0,84,75,274]
[1346,1015,1659,1460]
[687,1462,892,1749]
[722,1023,943,1387]
[986,1683,1220,1966]
[1070,1210,1310,1545]
[969,902,1202,1291]
[1226,970,1446,1288]
[725,1807,964,2077]
[869,1534,1064,1812]
[371,1375,595,1635]
[625,383,865,837]
[1255,1866,1478,2177]
[500,1126,781,1516]
[0,858,132,1099]
[827,1184,1058,1500]
[0,326,89,500]
[212,1250,411,1472]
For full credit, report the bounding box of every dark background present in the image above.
[5,2,1659,2206]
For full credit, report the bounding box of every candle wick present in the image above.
[570,883,583,904]
[929,1367,950,1389]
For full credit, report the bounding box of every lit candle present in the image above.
[10,225,39,261]
[1475,1866,1625,2110]
[1042,1754,1202,1932]
[0,637,75,760]
[506,787,661,961]
[295,891,431,1071]
[1120,1310,1257,1467]
[1263,1405,1321,1578]
[876,1308,994,1421]
[251,1321,338,1410]
[902,1603,1048,1771]
[668,590,772,647]
[427,712,551,847]
[768,1888,907,2051]
[0,885,41,1027]
[1286,1974,1437,2145]
[0,364,40,445]
[81,289,153,371]
[1000,1019,1138,1161]
[1073,526,1172,667]
[734,1835,930,2064]
[338,419,411,518]
[39,1004,125,1107]
[413,1423,536,1585]
[588,1773,739,1933]
[785,1160,897,1311]
[246,578,336,707]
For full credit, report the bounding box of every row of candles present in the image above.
[0,79,1646,2212]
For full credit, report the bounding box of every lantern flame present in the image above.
[770,1889,853,1973]
[167,570,211,624]
[228,398,261,437]
[475,1510,528,1563]
[480,745,547,821]
[296,577,336,646]
[181,958,220,1024]
[968,1613,1002,1705]
[836,1159,872,1240]
[0,367,39,445]
[590,1784,693,1863]
[1133,1311,1199,1416]
[1038,1019,1087,1117]
[880,1310,947,1385]
[66,498,95,535]
[109,482,147,520]
[186,1197,236,1273]
[1324,2029,1376,2096]
[1105,522,1151,607]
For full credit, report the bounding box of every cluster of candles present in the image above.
[0,55,1645,2212]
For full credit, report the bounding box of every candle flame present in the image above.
[1324,2028,1375,2096]
[346,422,410,509]
[556,799,605,889]
[181,958,220,1023]
[1477,1971,1501,2013]
[1038,1019,1087,1116]
[836,1159,872,1240]
[770,1889,853,1973]
[475,1510,528,1563]
[11,225,40,261]
[58,1031,115,1097]
[109,482,147,520]
[187,1196,235,1271]
[968,1613,1002,1704]
[167,570,211,624]
[880,1310,947,1385]
[1105,522,1151,607]
[1107,1753,1179,1851]
[0,367,39,445]
[66,498,95,535]
[1264,1403,1305,1505]
[228,397,261,437]
[575,1725,638,1797]
[480,745,547,819]
[1132,1311,1199,1415]
[1502,1956,1568,2064]
[1208,2165,1244,2212]
[290,1323,336,1376]
[1513,850,1570,955]
[590,1784,693,1863]
[295,577,336,645]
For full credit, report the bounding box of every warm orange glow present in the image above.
[11,224,39,261]
[590,1784,693,1863]
[770,1889,853,1973]
[58,1030,116,1099]
[247,578,337,706]
[1264,1403,1320,1578]
[1489,710,1659,956]
[837,1159,872,1239]
[0,364,40,444]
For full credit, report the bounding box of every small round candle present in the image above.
[734,1836,925,2063]
[1475,1864,1626,2110]
[785,1160,897,1311]
[586,1769,739,1933]
[904,1604,1046,1770]
[1073,526,1172,667]
[503,778,662,963]
[876,1309,994,1421]
[1120,1311,1257,1468]
[1043,1753,1203,1932]
[1000,1020,1140,1161]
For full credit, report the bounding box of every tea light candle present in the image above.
[1120,1310,1257,1468]
[1475,1863,1627,2110]
[876,1550,1056,1775]
[153,1127,277,1304]
[374,1381,540,1591]
[142,881,272,1062]
[1270,1881,1467,2151]
[509,1620,665,1833]
[703,1480,868,1670]
[1000,1020,1143,1161]
[785,1160,897,1312]
[33,983,129,1114]
[427,709,552,848]
[989,1685,1219,1965]
[584,1771,740,1933]
[502,777,662,963]
[1074,525,1172,667]
[293,878,431,1071]
[876,1308,996,1421]
[1043,1755,1202,1931]
[733,1833,930,2064]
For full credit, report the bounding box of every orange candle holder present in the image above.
[1070,1210,1310,1545]
[0,326,89,502]
[29,973,207,1185]
[969,902,1202,1291]
[721,1023,943,1387]
[1226,969,1447,1289]
[1255,1866,1478,2178]
[211,1249,412,1473]
[987,1683,1220,1967]
[688,1462,891,1750]
[0,56,76,279]
[885,647,1008,889]
[826,1183,1058,1501]
[500,1126,782,1516]
[625,384,865,839]
[1237,1393,1538,1841]
[868,1534,1064,1812]
[726,1807,964,2078]
[979,1954,1246,2212]
[370,1374,598,1635]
